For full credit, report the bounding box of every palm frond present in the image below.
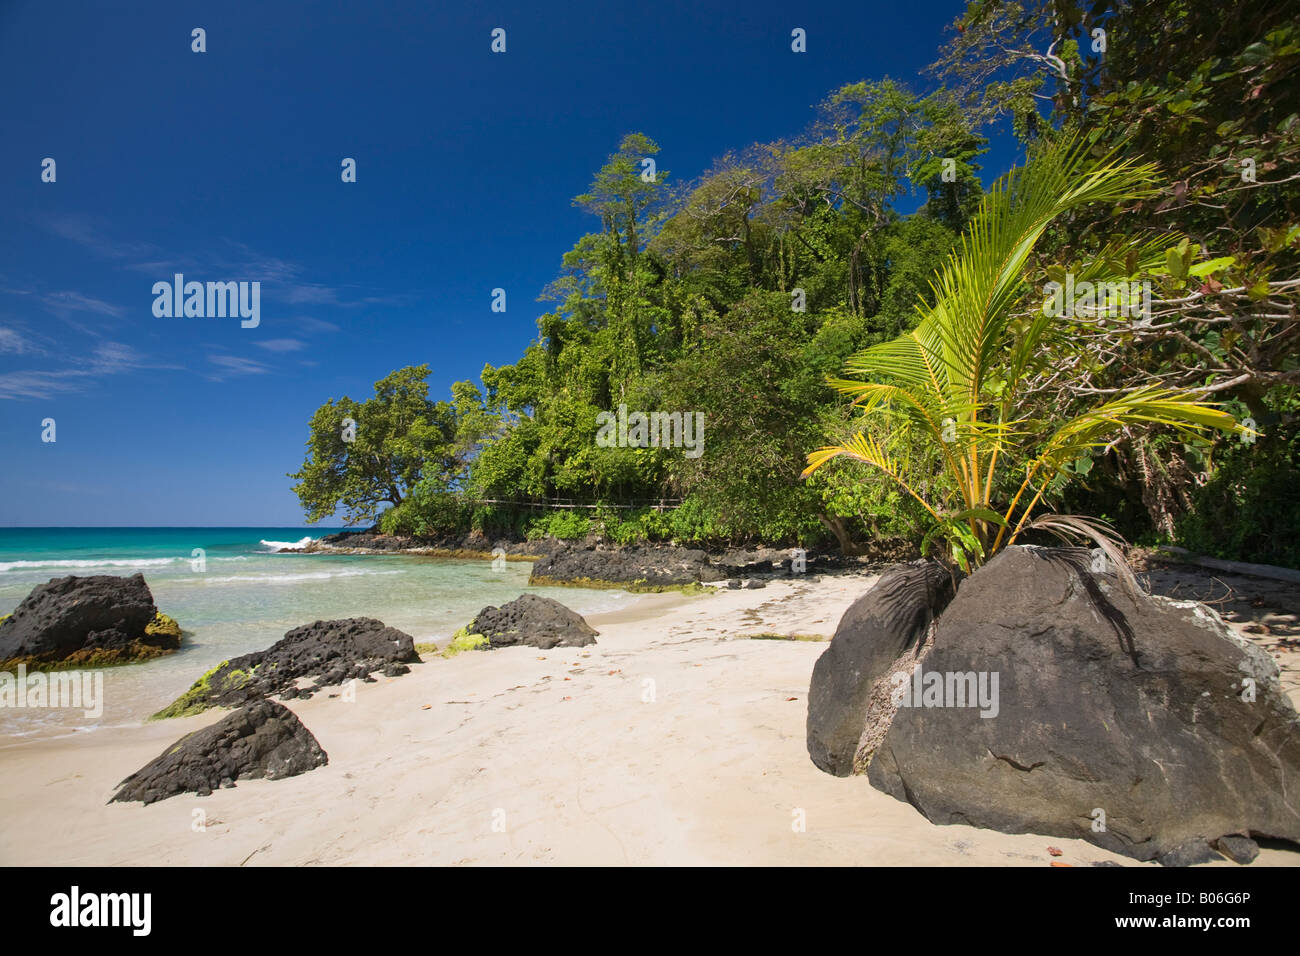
[803,432,939,519]
[842,325,950,401]
[803,133,1233,575]
[927,141,1156,404]
[1032,388,1242,471]
[1022,513,1141,598]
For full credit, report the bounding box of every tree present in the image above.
[289,365,491,524]
[804,138,1246,572]
[573,132,669,259]
[661,291,832,544]
[934,0,1300,544]
[929,0,1103,138]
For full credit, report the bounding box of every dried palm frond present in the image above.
[1023,513,1142,598]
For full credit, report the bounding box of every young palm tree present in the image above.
[803,137,1247,573]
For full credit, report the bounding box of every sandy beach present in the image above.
[3,565,1297,867]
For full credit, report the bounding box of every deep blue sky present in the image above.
[0,0,1021,527]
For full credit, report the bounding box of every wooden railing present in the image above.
[465,497,684,512]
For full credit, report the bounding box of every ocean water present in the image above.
[0,528,635,739]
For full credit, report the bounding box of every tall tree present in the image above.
[290,365,492,524]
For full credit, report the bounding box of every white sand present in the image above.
[1,572,1295,866]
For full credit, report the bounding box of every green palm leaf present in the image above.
[807,134,1243,571]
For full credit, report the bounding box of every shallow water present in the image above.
[0,528,634,739]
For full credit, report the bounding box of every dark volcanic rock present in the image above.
[861,545,1300,866]
[469,594,598,650]
[806,561,956,776]
[314,531,412,551]
[0,573,178,669]
[113,699,327,804]
[529,543,726,589]
[714,548,786,577]
[299,529,565,560]
[1158,840,1222,867]
[154,617,419,718]
[1213,834,1261,864]
[298,531,891,585]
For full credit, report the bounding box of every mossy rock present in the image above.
[149,659,252,720]
[2,638,182,673]
[0,579,182,672]
[442,628,490,658]
[150,617,419,718]
[144,612,182,640]
[415,548,544,563]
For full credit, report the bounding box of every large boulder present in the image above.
[468,594,598,650]
[857,546,1300,865]
[112,699,327,805]
[806,562,956,775]
[0,574,181,669]
[529,543,726,590]
[153,617,419,719]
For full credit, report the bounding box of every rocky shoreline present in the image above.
[0,573,184,671]
[288,529,918,591]
[4,548,1298,865]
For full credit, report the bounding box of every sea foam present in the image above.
[258,537,315,552]
[0,557,177,573]
[200,568,400,585]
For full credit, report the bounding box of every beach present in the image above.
[3,564,1297,867]
[0,529,636,739]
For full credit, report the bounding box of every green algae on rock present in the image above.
[0,574,184,672]
[151,617,419,719]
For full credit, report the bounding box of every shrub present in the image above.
[524,510,592,541]
[379,486,472,537]
[1176,420,1300,569]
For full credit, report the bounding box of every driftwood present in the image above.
[1153,545,1300,585]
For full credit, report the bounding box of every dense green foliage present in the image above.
[1176,414,1300,569]
[935,0,1300,560]
[289,366,494,524]
[806,136,1244,572]
[293,0,1299,564]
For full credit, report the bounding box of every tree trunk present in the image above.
[819,514,864,556]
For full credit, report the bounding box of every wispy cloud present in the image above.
[125,261,178,275]
[359,292,421,307]
[43,221,405,322]
[44,214,157,260]
[0,341,148,401]
[296,316,340,334]
[204,242,342,306]
[126,243,351,310]
[282,284,340,305]
[0,327,32,354]
[254,338,306,352]
[41,291,126,319]
[207,353,270,379]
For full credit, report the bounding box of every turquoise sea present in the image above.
[0,528,634,739]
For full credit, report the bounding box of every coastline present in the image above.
[3,564,1297,866]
